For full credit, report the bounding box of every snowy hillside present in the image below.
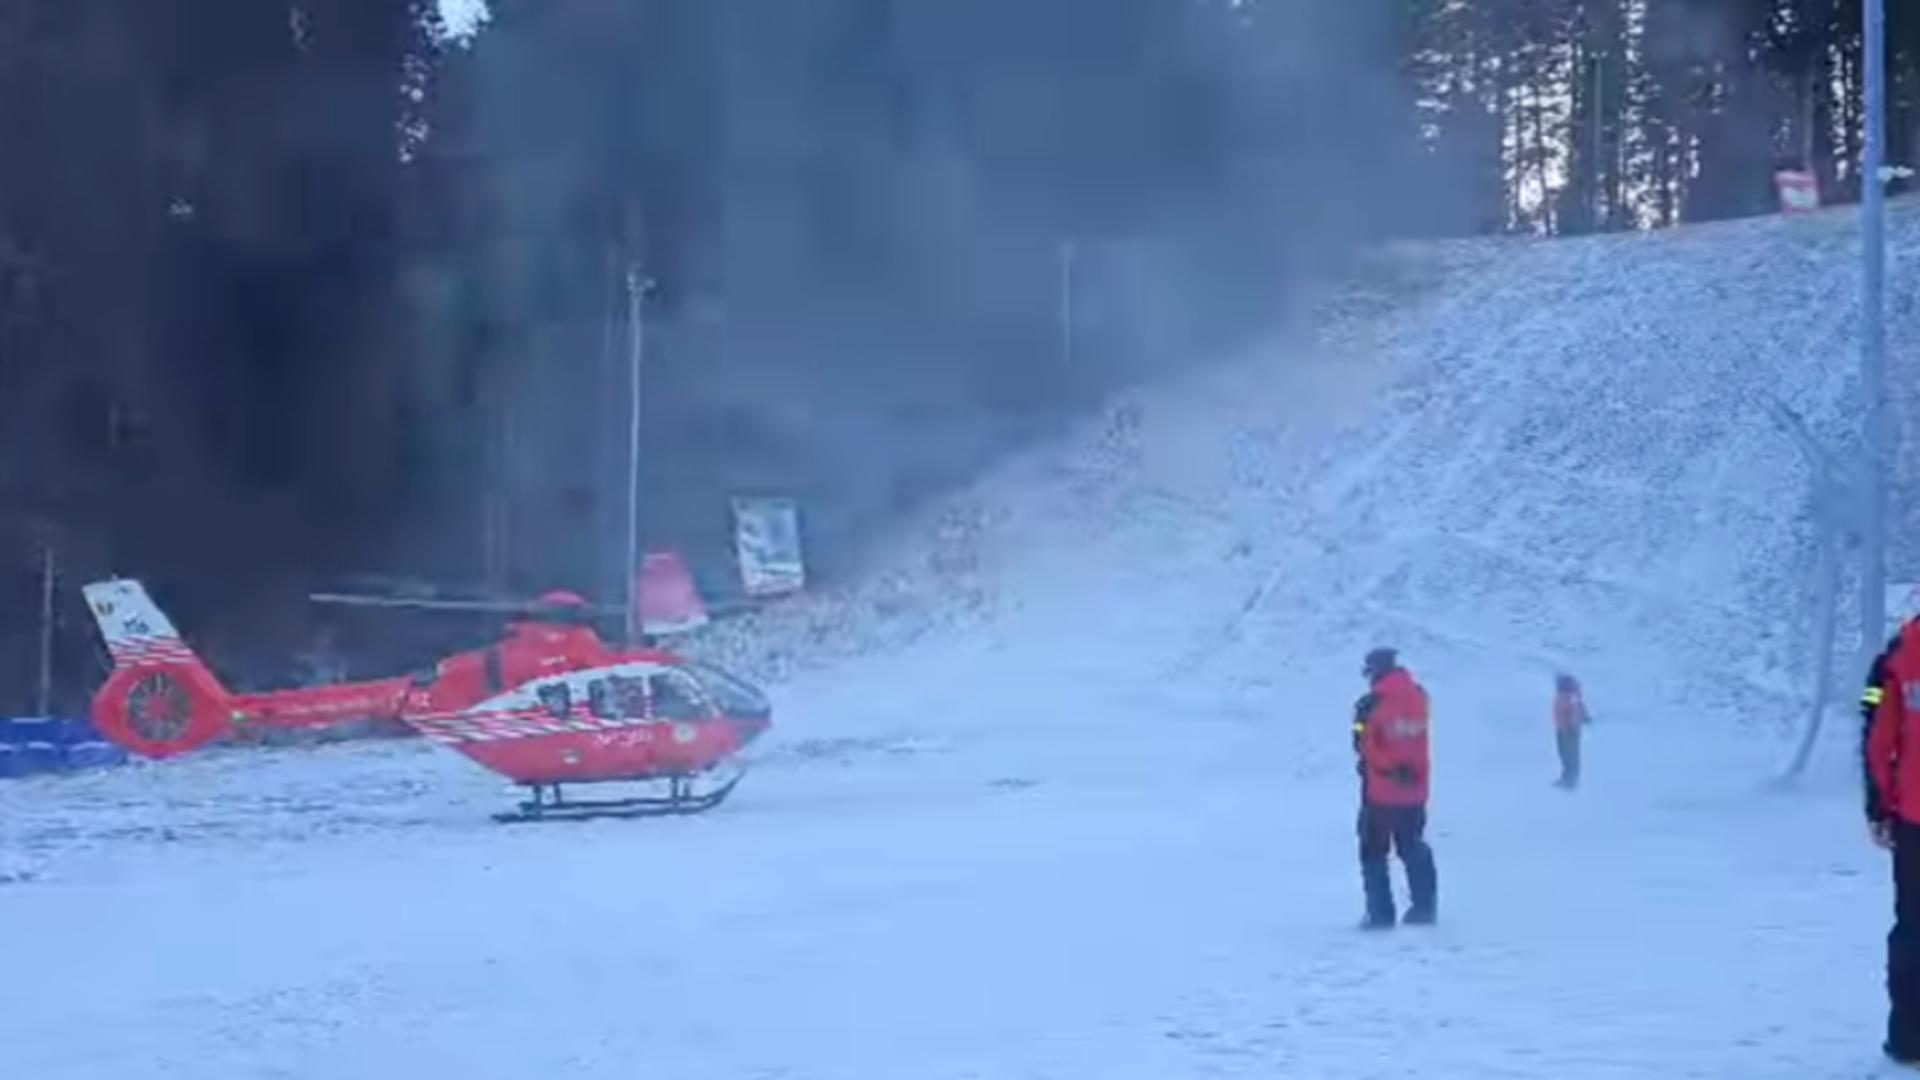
[1260,206,1920,720]
[709,199,1920,732]
[2,204,1914,1078]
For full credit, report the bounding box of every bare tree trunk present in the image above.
[1565,44,1591,233]
[1507,81,1523,230]
[1841,43,1863,199]
[1802,66,1818,171]
[1531,67,1556,233]
[1659,130,1678,226]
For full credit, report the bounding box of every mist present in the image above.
[406,0,1428,616]
[1,1,1906,706]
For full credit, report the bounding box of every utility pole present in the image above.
[1863,0,1889,669]
[623,264,648,647]
[36,542,54,717]
[1059,238,1077,373]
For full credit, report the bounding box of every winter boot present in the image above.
[1360,857,1396,929]
[1402,840,1438,923]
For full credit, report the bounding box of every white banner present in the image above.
[1774,169,1820,213]
[733,497,805,597]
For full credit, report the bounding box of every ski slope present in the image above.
[1,205,1912,1078]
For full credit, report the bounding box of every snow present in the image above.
[3,202,1915,1077]
[436,0,489,40]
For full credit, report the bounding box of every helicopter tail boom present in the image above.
[84,578,417,758]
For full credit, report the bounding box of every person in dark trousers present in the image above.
[1864,618,1920,1065]
[1552,672,1591,789]
[1352,646,1438,929]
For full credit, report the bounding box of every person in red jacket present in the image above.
[1552,672,1591,790]
[1352,646,1438,929]
[1865,620,1920,1065]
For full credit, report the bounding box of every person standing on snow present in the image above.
[1864,622,1920,1065]
[1352,646,1439,929]
[1552,673,1592,790]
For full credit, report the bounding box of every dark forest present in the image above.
[1,0,1915,712]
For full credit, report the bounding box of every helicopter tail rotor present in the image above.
[83,579,235,758]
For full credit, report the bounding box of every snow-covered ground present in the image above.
[2,204,1912,1077]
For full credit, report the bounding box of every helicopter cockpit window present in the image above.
[684,661,770,719]
[536,682,572,720]
[649,671,709,721]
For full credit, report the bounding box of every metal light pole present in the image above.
[36,543,54,717]
[623,265,648,647]
[1862,0,1890,667]
[1059,238,1077,373]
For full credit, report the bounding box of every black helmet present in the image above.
[1363,647,1398,680]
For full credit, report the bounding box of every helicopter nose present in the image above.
[730,711,772,746]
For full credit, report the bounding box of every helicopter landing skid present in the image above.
[491,769,743,824]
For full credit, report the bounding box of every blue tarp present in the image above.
[0,716,127,779]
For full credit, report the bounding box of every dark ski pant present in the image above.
[1359,803,1437,925]
[1889,818,1920,1057]
[1556,726,1581,788]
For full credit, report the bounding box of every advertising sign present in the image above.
[733,497,805,597]
[1774,170,1820,213]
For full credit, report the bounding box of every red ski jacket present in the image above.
[1355,667,1431,806]
[1865,620,1920,825]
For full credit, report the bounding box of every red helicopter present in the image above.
[81,578,773,822]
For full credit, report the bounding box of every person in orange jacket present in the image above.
[1552,672,1591,790]
[1864,619,1920,1065]
[1352,646,1438,929]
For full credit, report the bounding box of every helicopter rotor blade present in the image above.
[307,592,625,616]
